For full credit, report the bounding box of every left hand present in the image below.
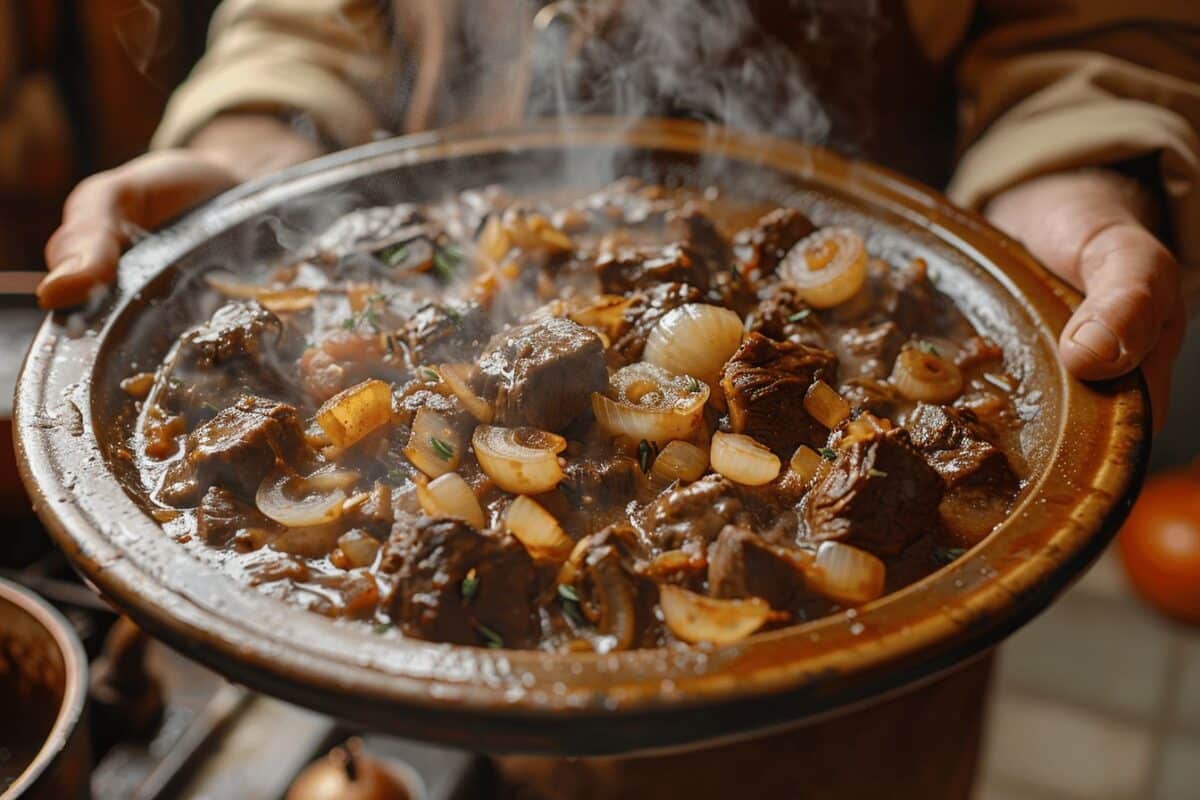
[985,169,1186,429]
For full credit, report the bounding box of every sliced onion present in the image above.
[439,363,494,423]
[651,440,710,484]
[205,270,266,300]
[806,541,886,606]
[789,445,823,485]
[567,295,633,340]
[316,379,393,449]
[505,495,573,563]
[643,304,744,392]
[477,215,512,266]
[591,363,710,445]
[403,407,462,478]
[804,380,850,429]
[472,425,566,494]
[778,227,868,308]
[710,432,780,486]
[660,585,771,645]
[257,287,317,314]
[271,523,343,558]
[302,466,361,493]
[416,472,486,530]
[257,471,347,528]
[890,347,963,403]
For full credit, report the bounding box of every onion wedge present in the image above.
[505,495,573,563]
[472,425,566,494]
[315,379,393,449]
[779,227,868,308]
[660,585,770,645]
[439,363,494,423]
[591,363,709,445]
[415,472,486,530]
[710,432,780,486]
[805,541,886,606]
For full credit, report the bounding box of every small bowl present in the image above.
[0,578,90,799]
[15,118,1148,755]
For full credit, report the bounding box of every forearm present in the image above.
[187,113,325,182]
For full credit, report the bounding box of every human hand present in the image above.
[985,169,1186,428]
[39,114,322,309]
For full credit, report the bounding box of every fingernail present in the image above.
[1071,319,1122,363]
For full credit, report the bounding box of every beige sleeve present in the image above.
[151,0,398,150]
[946,1,1200,298]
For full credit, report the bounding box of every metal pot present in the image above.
[0,578,90,799]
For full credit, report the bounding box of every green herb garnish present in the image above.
[868,468,889,478]
[934,547,968,565]
[787,309,812,323]
[430,437,455,460]
[918,341,940,357]
[378,244,409,267]
[385,467,409,482]
[685,376,702,393]
[372,622,393,634]
[638,439,653,474]
[462,568,479,601]
[472,620,504,649]
[562,598,586,627]
[557,584,581,603]
[818,447,838,461]
[433,246,464,282]
[342,317,357,330]
[420,367,440,382]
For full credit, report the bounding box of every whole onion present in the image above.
[643,304,744,393]
[778,227,868,308]
[891,347,963,403]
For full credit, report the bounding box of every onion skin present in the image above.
[316,379,393,449]
[659,584,770,645]
[778,227,868,308]
[505,495,574,563]
[891,347,964,403]
[710,432,780,486]
[416,472,486,530]
[643,303,744,392]
[472,425,566,494]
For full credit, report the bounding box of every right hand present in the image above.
[39,113,323,309]
[39,150,240,309]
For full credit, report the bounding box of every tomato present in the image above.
[1117,464,1200,624]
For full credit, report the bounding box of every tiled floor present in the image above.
[978,551,1200,800]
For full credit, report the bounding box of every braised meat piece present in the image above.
[836,321,905,380]
[196,486,276,546]
[612,282,703,362]
[596,243,710,293]
[665,205,732,269]
[721,332,838,455]
[474,317,608,431]
[639,475,780,552]
[707,525,806,609]
[402,300,492,364]
[805,428,944,556]
[568,525,657,650]
[733,208,816,277]
[381,518,543,648]
[746,284,828,350]
[906,403,1015,488]
[160,396,303,506]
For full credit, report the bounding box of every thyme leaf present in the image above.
[461,568,479,601]
[818,447,838,461]
[430,437,455,460]
[787,309,812,323]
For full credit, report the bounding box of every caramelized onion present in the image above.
[651,440,709,484]
[807,541,886,606]
[439,363,494,423]
[803,380,850,429]
[779,227,868,308]
[710,432,780,486]
[335,529,381,568]
[890,347,963,403]
[472,425,566,494]
[403,407,462,478]
[788,445,823,485]
[315,379,393,449]
[205,271,317,313]
[591,363,710,445]
[415,472,486,529]
[660,585,770,645]
[505,495,573,563]
[643,303,744,392]
[567,295,633,340]
[256,471,347,529]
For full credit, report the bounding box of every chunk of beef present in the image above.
[160,396,303,506]
[402,300,492,364]
[611,282,703,362]
[596,243,710,293]
[707,525,806,609]
[474,317,608,431]
[638,475,780,553]
[563,457,639,509]
[196,486,276,546]
[381,518,543,648]
[733,208,816,277]
[307,203,431,261]
[835,321,905,380]
[805,427,944,556]
[746,284,828,350]
[720,332,838,455]
[568,526,657,650]
[165,301,288,416]
[665,205,732,269]
[906,403,1015,488]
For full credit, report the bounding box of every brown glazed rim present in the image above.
[0,578,89,799]
[15,118,1149,755]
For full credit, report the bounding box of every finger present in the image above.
[1058,222,1180,381]
[39,151,237,309]
[1140,294,1186,433]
